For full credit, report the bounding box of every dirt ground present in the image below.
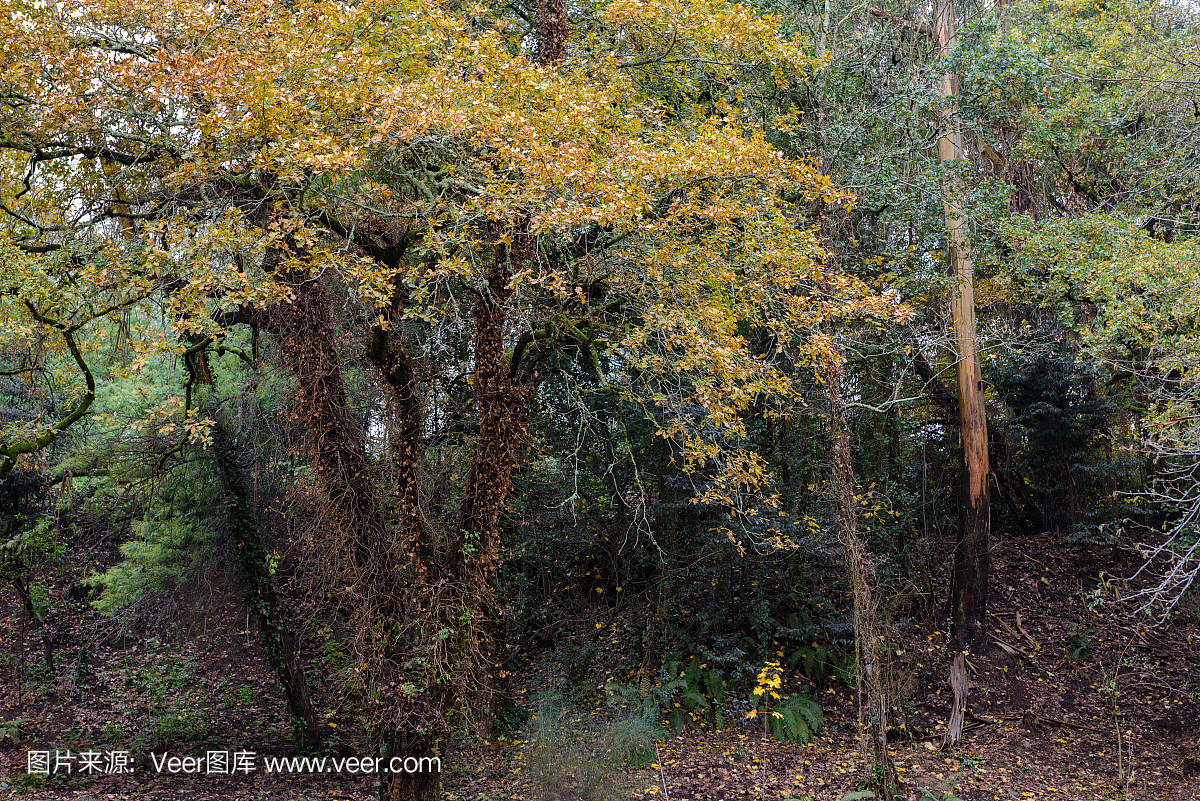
[1,529,1197,801]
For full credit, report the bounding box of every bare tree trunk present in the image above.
[825,356,897,796]
[935,0,991,746]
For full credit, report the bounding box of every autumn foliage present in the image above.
[4,0,1199,800]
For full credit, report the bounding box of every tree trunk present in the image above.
[536,0,567,64]
[264,257,390,560]
[453,225,535,590]
[935,0,991,745]
[368,302,431,577]
[378,733,442,801]
[211,421,322,752]
[825,356,897,796]
[262,227,428,797]
[451,223,536,731]
[910,349,1042,534]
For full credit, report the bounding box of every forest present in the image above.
[0,0,1198,799]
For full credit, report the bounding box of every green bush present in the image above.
[761,694,823,744]
[605,705,664,770]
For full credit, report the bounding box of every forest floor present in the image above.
[1,528,1197,801]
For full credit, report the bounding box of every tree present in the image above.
[783,0,999,745]
[1000,212,1200,615]
[1,1,902,797]
[970,0,1200,613]
[934,0,991,746]
[824,347,899,794]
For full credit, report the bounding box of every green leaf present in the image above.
[838,791,876,801]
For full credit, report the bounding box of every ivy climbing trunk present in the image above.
[447,0,564,730]
[825,355,897,797]
[450,224,536,732]
[368,278,430,578]
[261,225,441,801]
[536,0,567,65]
[935,0,991,746]
[453,226,535,590]
[210,419,322,752]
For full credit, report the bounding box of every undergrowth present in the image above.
[524,694,664,801]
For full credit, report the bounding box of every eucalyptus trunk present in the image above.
[935,0,992,746]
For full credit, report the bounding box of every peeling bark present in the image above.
[911,350,1042,534]
[936,0,991,745]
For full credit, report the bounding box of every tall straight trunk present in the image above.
[825,356,897,796]
[811,21,893,791]
[935,0,991,745]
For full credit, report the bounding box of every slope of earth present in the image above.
[443,530,1200,801]
[0,526,1196,801]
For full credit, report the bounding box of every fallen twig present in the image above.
[654,743,670,801]
[989,635,1034,662]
